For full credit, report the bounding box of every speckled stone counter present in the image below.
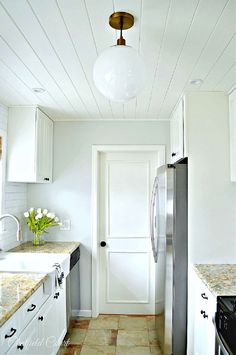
[0,272,47,327]
[10,241,80,254]
[194,264,236,297]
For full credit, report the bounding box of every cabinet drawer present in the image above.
[20,285,46,330]
[0,312,20,354]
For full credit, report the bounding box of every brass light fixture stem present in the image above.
[109,12,134,46]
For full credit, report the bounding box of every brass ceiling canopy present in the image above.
[109,12,134,45]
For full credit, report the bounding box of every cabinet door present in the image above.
[36,109,53,183]
[37,288,66,355]
[170,99,184,163]
[54,287,67,345]
[7,316,39,355]
[37,295,58,355]
[193,273,216,355]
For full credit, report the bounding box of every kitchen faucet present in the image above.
[0,214,22,241]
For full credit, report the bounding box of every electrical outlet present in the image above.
[60,219,71,231]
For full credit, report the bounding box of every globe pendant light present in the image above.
[93,12,146,103]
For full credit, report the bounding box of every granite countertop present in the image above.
[0,272,47,327]
[194,264,236,297]
[10,241,80,254]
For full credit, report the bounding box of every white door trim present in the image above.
[91,144,166,317]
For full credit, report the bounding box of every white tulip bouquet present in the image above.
[24,208,61,245]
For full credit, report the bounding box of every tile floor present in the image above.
[57,315,163,355]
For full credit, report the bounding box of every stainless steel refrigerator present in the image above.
[150,158,188,355]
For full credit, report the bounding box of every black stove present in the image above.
[215,296,236,355]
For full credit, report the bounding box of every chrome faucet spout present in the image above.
[0,214,22,241]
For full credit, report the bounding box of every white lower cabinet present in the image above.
[6,287,66,355]
[193,272,216,355]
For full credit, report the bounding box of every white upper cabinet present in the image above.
[229,89,236,182]
[170,98,185,163]
[7,107,53,183]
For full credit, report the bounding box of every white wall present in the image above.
[27,120,170,313]
[0,103,27,251]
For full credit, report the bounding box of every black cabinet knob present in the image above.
[200,310,205,315]
[203,313,208,319]
[100,241,106,247]
[17,344,24,350]
[171,153,176,157]
[44,177,50,181]
[38,316,44,321]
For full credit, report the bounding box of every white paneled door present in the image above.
[99,151,159,314]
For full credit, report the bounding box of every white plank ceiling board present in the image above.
[215,63,236,92]
[0,0,234,120]
[56,0,113,118]
[2,0,89,118]
[158,0,230,117]
[135,0,172,119]
[0,1,75,118]
[200,34,236,90]
[147,0,202,117]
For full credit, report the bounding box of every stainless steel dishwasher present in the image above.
[66,246,80,329]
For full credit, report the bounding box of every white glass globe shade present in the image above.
[93,45,146,102]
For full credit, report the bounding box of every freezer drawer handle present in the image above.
[5,328,16,338]
[201,293,208,300]
[27,304,36,312]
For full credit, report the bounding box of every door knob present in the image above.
[100,241,106,247]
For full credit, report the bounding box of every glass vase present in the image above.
[32,232,46,246]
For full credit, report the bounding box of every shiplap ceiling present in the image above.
[0,0,235,120]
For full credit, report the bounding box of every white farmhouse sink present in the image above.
[0,252,70,294]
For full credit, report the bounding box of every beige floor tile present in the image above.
[89,317,118,329]
[57,347,66,355]
[119,316,148,330]
[60,344,82,355]
[148,330,159,346]
[116,346,151,355]
[150,346,162,354]
[80,345,116,354]
[98,315,120,320]
[67,329,87,345]
[117,330,149,346]
[84,330,117,346]
[71,319,90,329]
[146,317,156,330]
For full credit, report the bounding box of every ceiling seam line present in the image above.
[0,1,78,116]
[146,0,173,114]
[83,0,113,118]
[0,55,49,105]
[158,0,202,116]
[135,0,143,120]
[214,62,236,90]
[0,72,32,104]
[0,35,65,111]
[26,0,91,117]
[167,0,231,118]
[55,0,103,119]
[200,33,236,87]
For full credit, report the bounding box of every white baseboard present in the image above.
[71,309,92,318]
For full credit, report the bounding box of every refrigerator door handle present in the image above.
[150,177,158,263]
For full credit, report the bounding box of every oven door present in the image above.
[214,317,231,355]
